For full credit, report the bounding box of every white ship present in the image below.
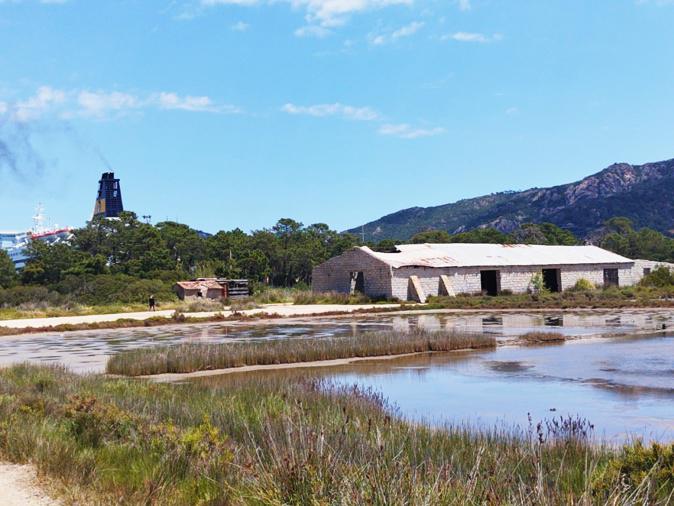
[0,205,73,269]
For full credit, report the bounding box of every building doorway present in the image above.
[603,268,619,288]
[350,272,365,294]
[480,270,500,296]
[542,268,561,293]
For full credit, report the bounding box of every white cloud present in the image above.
[378,123,445,139]
[13,86,66,122]
[281,102,379,121]
[154,92,241,113]
[443,31,502,43]
[231,20,250,31]
[201,0,258,5]
[457,0,470,11]
[77,90,139,118]
[200,0,412,31]
[0,0,70,3]
[505,106,519,115]
[370,20,423,45]
[294,25,331,38]
[1,86,238,122]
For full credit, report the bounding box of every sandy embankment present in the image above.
[0,463,60,506]
[138,351,431,382]
[0,303,402,330]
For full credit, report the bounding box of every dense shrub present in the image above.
[640,266,674,288]
[0,285,68,308]
[592,441,674,502]
[570,278,596,292]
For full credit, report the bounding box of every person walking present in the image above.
[148,294,156,312]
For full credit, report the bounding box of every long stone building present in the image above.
[311,243,668,302]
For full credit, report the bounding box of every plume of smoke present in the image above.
[0,119,45,181]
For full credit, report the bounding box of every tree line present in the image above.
[0,213,672,305]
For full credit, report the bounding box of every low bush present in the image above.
[640,266,674,288]
[0,364,670,504]
[592,441,674,502]
[571,278,596,292]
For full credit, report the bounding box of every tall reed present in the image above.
[0,364,670,505]
[106,329,496,376]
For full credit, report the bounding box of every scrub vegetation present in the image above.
[0,364,672,505]
[426,283,674,310]
[1,213,671,318]
[106,329,496,376]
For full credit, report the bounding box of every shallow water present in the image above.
[306,335,674,443]
[0,309,671,373]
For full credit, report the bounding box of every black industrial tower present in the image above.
[93,172,124,218]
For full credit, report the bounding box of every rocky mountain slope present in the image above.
[347,158,674,241]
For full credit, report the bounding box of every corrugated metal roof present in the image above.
[361,243,633,269]
[176,280,224,290]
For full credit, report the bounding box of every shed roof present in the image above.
[360,243,633,269]
[175,280,223,290]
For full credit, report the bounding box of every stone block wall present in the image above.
[630,260,674,284]
[391,263,637,300]
[311,248,392,298]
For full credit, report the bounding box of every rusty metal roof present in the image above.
[360,244,633,269]
[175,280,224,290]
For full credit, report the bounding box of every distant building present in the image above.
[311,243,668,302]
[174,278,250,301]
[93,172,124,219]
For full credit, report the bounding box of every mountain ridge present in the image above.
[347,158,674,241]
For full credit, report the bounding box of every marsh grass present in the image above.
[106,329,496,376]
[519,331,566,344]
[0,364,671,505]
[426,285,674,310]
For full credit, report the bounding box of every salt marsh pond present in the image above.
[1,309,672,442]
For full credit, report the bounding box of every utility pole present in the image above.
[361,225,365,244]
[142,215,152,224]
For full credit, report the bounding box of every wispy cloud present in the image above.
[230,20,250,31]
[13,86,66,122]
[370,21,424,45]
[1,86,240,122]
[0,0,70,3]
[294,25,331,38]
[442,31,502,43]
[378,123,445,139]
[196,0,413,35]
[281,102,379,121]
[281,102,444,139]
[457,0,471,11]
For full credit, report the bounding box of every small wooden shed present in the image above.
[174,279,226,301]
[174,278,250,301]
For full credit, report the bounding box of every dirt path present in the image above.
[0,463,60,506]
[0,303,402,330]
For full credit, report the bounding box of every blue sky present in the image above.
[1,0,674,233]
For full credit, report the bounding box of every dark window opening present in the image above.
[542,268,562,293]
[643,268,651,276]
[603,268,619,288]
[480,270,500,296]
[350,272,364,294]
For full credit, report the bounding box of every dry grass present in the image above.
[0,364,671,505]
[519,331,567,344]
[106,329,496,376]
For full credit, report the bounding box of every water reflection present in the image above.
[0,309,672,374]
[200,335,673,443]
